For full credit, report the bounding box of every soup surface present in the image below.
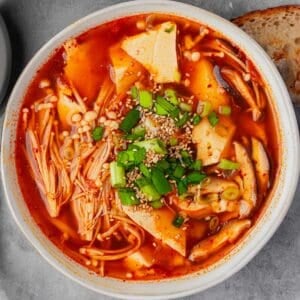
[16,14,279,280]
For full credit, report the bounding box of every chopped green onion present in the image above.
[139,163,151,178]
[156,96,179,118]
[200,101,212,117]
[110,162,126,188]
[155,103,169,115]
[190,159,202,171]
[126,125,146,141]
[173,165,185,178]
[139,90,153,109]
[181,150,190,159]
[136,176,151,188]
[151,168,172,195]
[118,188,140,206]
[156,159,170,171]
[134,138,167,155]
[177,181,188,195]
[117,146,146,169]
[131,86,139,99]
[208,111,219,127]
[140,184,161,201]
[165,89,179,105]
[186,172,207,184]
[169,137,178,146]
[176,112,190,128]
[218,158,240,170]
[179,102,192,112]
[180,150,193,166]
[119,108,140,133]
[92,126,105,141]
[150,199,164,209]
[219,105,232,116]
[170,108,180,119]
[192,115,201,125]
[172,215,184,228]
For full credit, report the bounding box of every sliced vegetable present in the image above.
[179,102,192,112]
[131,86,139,99]
[92,126,105,141]
[180,150,193,166]
[139,163,151,178]
[172,215,185,228]
[139,90,153,108]
[173,165,185,178]
[126,125,146,141]
[150,199,164,209]
[218,158,239,170]
[134,138,167,154]
[222,186,240,201]
[151,167,172,195]
[156,159,170,171]
[136,176,151,188]
[117,146,146,168]
[120,108,140,133]
[190,159,202,171]
[169,137,178,146]
[165,89,179,105]
[186,172,207,184]
[155,103,169,115]
[141,184,161,201]
[208,111,219,127]
[177,180,188,195]
[110,162,126,188]
[219,105,232,116]
[192,115,201,125]
[118,188,140,206]
[176,112,190,128]
[200,101,212,117]
[156,96,179,118]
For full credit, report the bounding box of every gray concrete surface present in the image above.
[0,0,300,299]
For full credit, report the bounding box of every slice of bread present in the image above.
[232,5,300,104]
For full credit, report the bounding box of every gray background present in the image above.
[0,0,300,299]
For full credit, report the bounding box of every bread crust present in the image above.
[232,5,300,104]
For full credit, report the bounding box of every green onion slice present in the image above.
[219,105,231,116]
[218,158,240,170]
[208,111,219,127]
[92,126,105,141]
[119,108,140,133]
[151,167,172,195]
[139,90,153,109]
[118,188,140,206]
[165,89,179,105]
[172,215,185,228]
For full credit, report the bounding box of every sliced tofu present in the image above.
[234,142,257,209]
[192,117,236,166]
[123,246,154,271]
[189,58,229,110]
[64,39,105,102]
[109,45,145,95]
[189,219,251,262]
[121,22,180,83]
[123,206,186,256]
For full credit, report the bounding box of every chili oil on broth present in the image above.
[15,13,279,280]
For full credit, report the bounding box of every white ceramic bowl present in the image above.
[1,1,299,299]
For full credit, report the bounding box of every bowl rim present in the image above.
[1,1,300,299]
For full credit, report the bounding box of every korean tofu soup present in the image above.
[16,14,279,280]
